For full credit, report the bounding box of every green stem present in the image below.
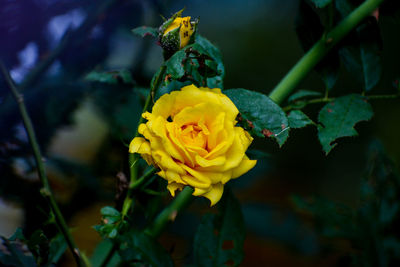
[0,61,85,267]
[144,186,194,238]
[283,93,400,111]
[100,243,117,267]
[121,167,158,218]
[129,167,158,190]
[269,0,384,105]
[129,65,167,183]
[123,65,167,218]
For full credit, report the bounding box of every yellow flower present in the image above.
[163,16,194,49]
[130,85,256,206]
[158,10,197,58]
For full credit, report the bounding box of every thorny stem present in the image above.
[269,0,385,105]
[129,65,167,183]
[144,186,194,238]
[123,65,167,219]
[100,243,118,267]
[283,93,400,111]
[121,167,158,218]
[0,61,86,267]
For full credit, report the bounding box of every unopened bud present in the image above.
[158,9,198,58]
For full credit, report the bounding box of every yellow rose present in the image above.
[129,85,256,206]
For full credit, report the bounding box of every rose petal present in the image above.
[202,183,224,206]
[166,123,195,166]
[129,137,150,154]
[167,182,184,197]
[195,154,225,167]
[152,150,185,175]
[231,156,257,179]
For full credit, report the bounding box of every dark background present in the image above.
[1,0,399,266]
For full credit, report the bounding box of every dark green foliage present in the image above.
[194,189,245,267]
[338,16,382,91]
[195,35,225,88]
[335,0,382,91]
[90,240,121,267]
[89,81,142,141]
[165,50,186,79]
[288,89,322,103]
[94,206,125,239]
[118,231,173,267]
[288,110,314,129]
[160,34,225,92]
[309,0,332,8]
[131,26,158,38]
[85,69,134,85]
[296,0,383,91]
[0,228,67,267]
[0,236,37,267]
[111,93,142,140]
[296,1,340,90]
[293,141,400,266]
[225,89,289,146]
[317,94,373,154]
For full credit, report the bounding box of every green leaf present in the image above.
[47,234,67,265]
[309,0,332,8]
[195,35,225,88]
[90,239,121,267]
[100,206,121,222]
[9,228,26,241]
[165,50,186,79]
[94,206,123,239]
[118,232,173,267]
[160,34,225,90]
[85,69,134,85]
[225,89,289,146]
[131,26,158,38]
[194,189,245,267]
[155,80,191,100]
[317,94,373,154]
[288,110,314,129]
[27,230,49,266]
[288,89,322,103]
[336,1,382,91]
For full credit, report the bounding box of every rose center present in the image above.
[180,124,207,149]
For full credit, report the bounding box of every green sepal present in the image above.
[158,8,184,36]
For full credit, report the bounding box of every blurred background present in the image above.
[1,0,399,266]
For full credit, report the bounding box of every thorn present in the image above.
[169,210,178,221]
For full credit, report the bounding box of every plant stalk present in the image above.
[144,186,194,238]
[0,61,85,267]
[122,65,167,218]
[129,65,167,183]
[269,0,384,105]
[283,93,400,111]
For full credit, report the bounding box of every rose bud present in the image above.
[158,9,198,59]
